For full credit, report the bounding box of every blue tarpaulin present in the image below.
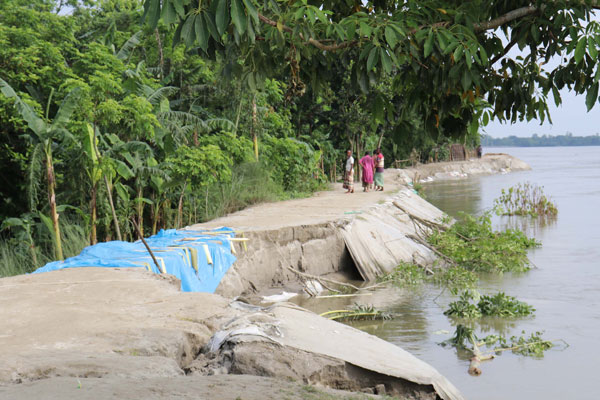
[33,228,237,293]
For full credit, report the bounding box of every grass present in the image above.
[0,219,88,278]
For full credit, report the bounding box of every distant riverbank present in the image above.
[482,133,600,147]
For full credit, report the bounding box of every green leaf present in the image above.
[115,159,135,180]
[372,95,385,123]
[464,49,472,69]
[453,45,463,63]
[360,22,372,37]
[195,14,209,51]
[242,0,259,25]
[436,31,447,51]
[588,37,598,61]
[482,111,489,126]
[161,0,177,25]
[479,46,488,65]
[216,0,229,35]
[51,87,81,129]
[203,12,221,42]
[143,0,160,28]
[367,46,379,71]
[380,50,392,74]
[231,0,247,35]
[173,0,185,18]
[461,70,472,91]
[551,85,561,106]
[586,82,598,111]
[424,30,434,57]
[1,217,26,230]
[181,14,196,47]
[385,26,398,49]
[575,38,586,64]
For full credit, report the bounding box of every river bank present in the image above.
[0,154,528,399]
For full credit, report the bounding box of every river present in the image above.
[297,146,600,400]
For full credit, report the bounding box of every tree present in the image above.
[142,0,600,140]
[0,79,80,260]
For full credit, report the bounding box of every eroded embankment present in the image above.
[205,154,530,297]
[0,154,527,400]
[0,268,462,400]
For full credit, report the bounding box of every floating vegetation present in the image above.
[427,212,539,273]
[444,290,535,318]
[505,331,556,357]
[444,291,483,318]
[378,262,427,286]
[431,266,478,294]
[494,182,558,217]
[441,324,560,375]
[320,304,393,322]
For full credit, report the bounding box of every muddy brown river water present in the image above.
[296,146,600,400]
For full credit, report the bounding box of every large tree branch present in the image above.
[258,13,356,51]
[258,3,598,53]
[474,6,540,32]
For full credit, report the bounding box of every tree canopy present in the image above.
[142,0,600,138]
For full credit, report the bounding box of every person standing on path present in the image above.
[359,151,374,192]
[344,149,354,193]
[374,148,385,191]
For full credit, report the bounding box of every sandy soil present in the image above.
[0,375,378,400]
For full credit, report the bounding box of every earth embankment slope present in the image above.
[0,268,463,400]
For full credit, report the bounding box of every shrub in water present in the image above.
[494,182,558,217]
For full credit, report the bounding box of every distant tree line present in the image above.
[481,133,600,147]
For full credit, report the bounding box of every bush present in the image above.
[428,212,539,273]
[494,182,558,217]
[260,135,326,195]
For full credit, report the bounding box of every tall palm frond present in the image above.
[206,118,235,132]
[157,110,205,126]
[146,86,179,105]
[116,31,143,61]
[51,88,81,129]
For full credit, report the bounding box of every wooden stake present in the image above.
[131,219,162,273]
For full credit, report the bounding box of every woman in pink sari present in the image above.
[359,151,374,192]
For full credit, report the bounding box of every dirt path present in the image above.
[192,154,528,231]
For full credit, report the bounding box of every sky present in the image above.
[484,88,600,138]
[485,13,600,138]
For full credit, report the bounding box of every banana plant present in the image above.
[109,140,169,236]
[0,78,80,260]
[83,124,103,244]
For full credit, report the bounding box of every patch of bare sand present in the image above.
[0,375,380,400]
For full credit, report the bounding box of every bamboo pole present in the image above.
[131,219,161,273]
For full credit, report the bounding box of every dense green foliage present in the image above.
[494,182,558,217]
[0,0,333,274]
[444,290,535,318]
[482,133,600,147]
[145,0,600,141]
[428,212,539,273]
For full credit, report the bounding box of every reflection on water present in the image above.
[497,215,557,238]
[297,147,600,400]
